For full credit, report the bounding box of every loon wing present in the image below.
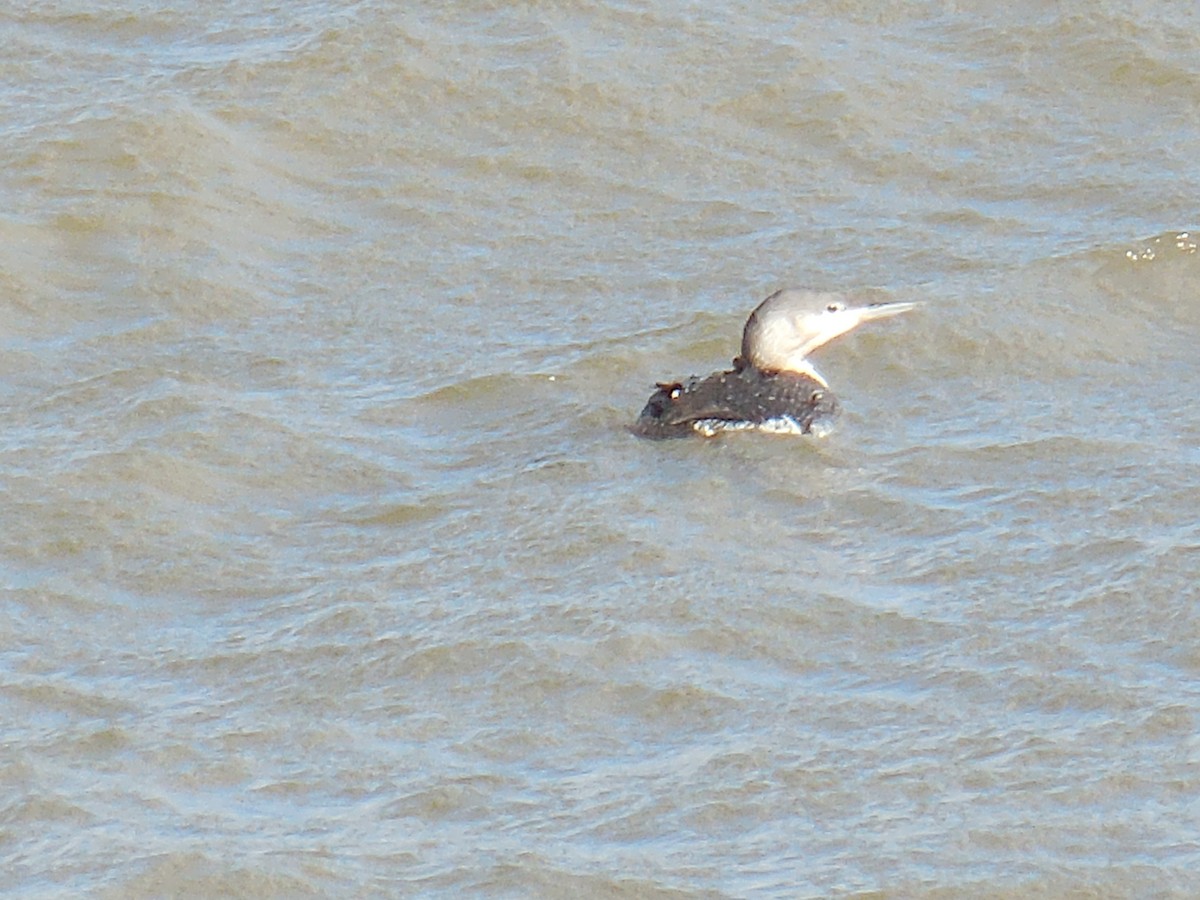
[633,369,838,438]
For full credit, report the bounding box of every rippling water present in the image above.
[4,1,1200,896]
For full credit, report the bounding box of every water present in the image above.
[3,1,1200,896]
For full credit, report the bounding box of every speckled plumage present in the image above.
[632,365,839,439]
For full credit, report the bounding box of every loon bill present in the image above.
[633,288,914,439]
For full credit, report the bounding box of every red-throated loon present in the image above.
[633,288,915,438]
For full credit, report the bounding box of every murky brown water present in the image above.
[3,2,1200,896]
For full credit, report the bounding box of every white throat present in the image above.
[785,358,828,387]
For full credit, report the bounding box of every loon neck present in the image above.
[734,355,829,388]
[765,359,828,388]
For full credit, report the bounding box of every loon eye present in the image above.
[825,302,843,313]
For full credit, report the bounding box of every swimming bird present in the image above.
[633,288,914,438]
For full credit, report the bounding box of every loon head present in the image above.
[740,288,915,386]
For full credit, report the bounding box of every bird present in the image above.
[633,288,914,438]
